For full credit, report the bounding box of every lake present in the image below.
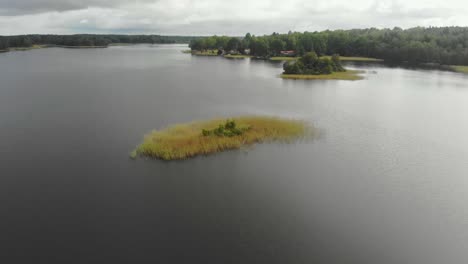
[1,44,468,264]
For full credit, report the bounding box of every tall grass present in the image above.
[321,56,383,62]
[270,57,298,61]
[9,45,47,51]
[451,65,468,74]
[133,116,311,160]
[270,56,383,62]
[281,70,364,80]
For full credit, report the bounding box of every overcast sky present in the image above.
[0,0,466,35]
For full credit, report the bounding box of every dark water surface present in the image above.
[1,45,468,264]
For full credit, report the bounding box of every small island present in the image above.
[131,116,311,160]
[281,52,364,80]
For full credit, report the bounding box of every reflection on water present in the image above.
[1,44,468,263]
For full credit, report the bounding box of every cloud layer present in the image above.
[0,0,159,15]
[0,0,466,35]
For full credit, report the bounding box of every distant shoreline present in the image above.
[188,50,382,63]
[0,44,107,53]
[0,43,189,54]
[55,45,107,49]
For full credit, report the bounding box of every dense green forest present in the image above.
[0,34,199,50]
[189,27,468,66]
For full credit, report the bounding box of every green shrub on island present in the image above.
[283,52,345,75]
[202,120,250,137]
[132,116,311,160]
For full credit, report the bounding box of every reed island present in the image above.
[131,116,311,160]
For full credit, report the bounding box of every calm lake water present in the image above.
[1,44,468,264]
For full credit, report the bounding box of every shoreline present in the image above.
[270,56,383,62]
[0,43,191,54]
[191,50,218,56]
[52,45,108,49]
[224,54,252,59]
[187,50,383,63]
[6,45,48,52]
[0,44,107,53]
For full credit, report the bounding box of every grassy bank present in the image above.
[192,50,219,56]
[270,56,298,61]
[58,45,107,49]
[132,116,311,160]
[271,56,383,62]
[322,56,383,62]
[108,43,138,46]
[451,65,468,74]
[8,45,47,51]
[224,54,252,59]
[281,70,364,80]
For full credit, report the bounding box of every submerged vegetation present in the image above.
[133,116,311,160]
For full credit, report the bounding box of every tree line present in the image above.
[189,27,468,66]
[0,34,200,50]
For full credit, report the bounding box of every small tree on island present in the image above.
[331,54,345,72]
[283,52,345,75]
[202,120,250,137]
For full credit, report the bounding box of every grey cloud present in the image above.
[0,0,466,35]
[0,0,157,15]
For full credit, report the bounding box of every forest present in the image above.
[189,27,468,66]
[0,34,199,50]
